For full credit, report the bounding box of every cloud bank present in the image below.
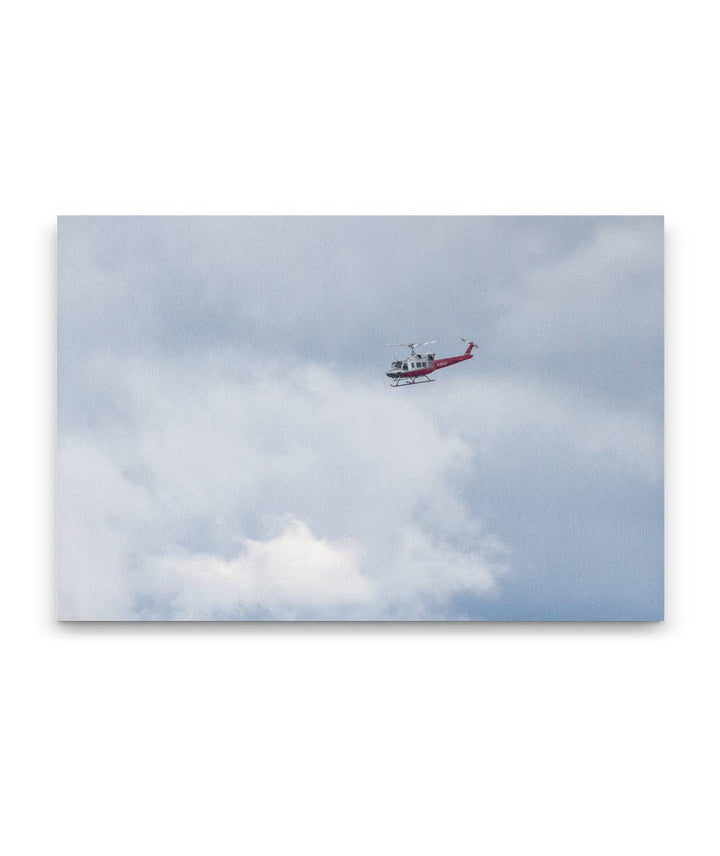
[57,216,663,620]
[58,361,509,619]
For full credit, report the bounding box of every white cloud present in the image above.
[58,346,664,619]
[58,346,663,619]
[430,373,663,483]
[496,219,663,350]
[57,216,663,621]
[57,438,154,620]
[160,516,371,619]
[58,359,509,619]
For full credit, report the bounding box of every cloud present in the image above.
[152,516,506,620]
[500,219,662,346]
[57,360,510,619]
[57,437,154,620]
[57,347,658,619]
[430,373,662,483]
[160,516,371,620]
[57,216,663,620]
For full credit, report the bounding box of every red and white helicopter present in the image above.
[386,338,477,386]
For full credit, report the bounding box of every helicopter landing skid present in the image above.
[390,376,435,388]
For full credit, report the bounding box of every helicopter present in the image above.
[386,339,478,386]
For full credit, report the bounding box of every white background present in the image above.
[2,1,718,854]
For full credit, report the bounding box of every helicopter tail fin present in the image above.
[462,339,477,355]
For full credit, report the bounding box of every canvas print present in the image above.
[57,216,664,621]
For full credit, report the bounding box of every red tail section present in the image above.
[464,341,476,355]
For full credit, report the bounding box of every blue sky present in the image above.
[57,216,663,620]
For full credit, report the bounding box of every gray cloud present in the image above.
[57,216,663,620]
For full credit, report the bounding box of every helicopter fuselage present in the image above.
[386,342,476,386]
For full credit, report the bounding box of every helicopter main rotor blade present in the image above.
[391,341,435,348]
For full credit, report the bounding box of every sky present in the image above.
[57,216,664,620]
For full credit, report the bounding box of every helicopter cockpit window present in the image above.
[402,363,408,370]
